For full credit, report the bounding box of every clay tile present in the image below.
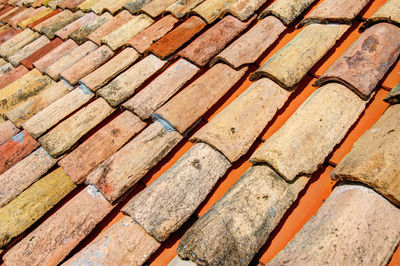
[123,0,152,14]
[127,14,178,54]
[259,0,316,25]
[0,65,29,89]
[103,0,131,15]
[61,45,113,85]
[384,82,400,105]
[0,62,14,78]
[47,0,65,10]
[362,0,400,30]
[68,12,112,45]
[315,23,400,100]
[224,0,268,21]
[3,185,113,266]
[87,10,133,45]
[140,0,176,18]
[177,15,254,67]
[332,104,400,207]
[268,184,400,265]
[300,0,369,26]
[20,37,63,69]
[166,0,204,18]
[251,23,349,90]
[0,120,20,145]
[147,15,206,60]
[1,5,26,22]
[0,27,20,45]
[8,6,43,27]
[76,0,100,12]
[0,28,40,59]
[211,16,286,69]
[192,0,235,24]
[8,35,50,67]
[58,0,86,10]
[155,63,247,134]
[26,9,61,28]
[100,14,154,51]
[18,7,52,29]
[88,0,111,14]
[54,11,97,40]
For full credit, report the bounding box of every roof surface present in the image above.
[0,0,399,265]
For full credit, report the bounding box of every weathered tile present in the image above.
[61,45,113,85]
[178,15,253,67]
[0,120,19,145]
[259,0,316,25]
[193,78,290,163]
[300,0,369,26]
[123,59,199,120]
[123,0,152,14]
[59,111,145,184]
[147,16,206,59]
[211,16,285,69]
[33,39,77,72]
[0,28,20,45]
[27,8,61,28]
[332,104,400,206]
[0,69,54,116]
[169,256,197,266]
[8,35,50,67]
[140,0,176,18]
[63,215,160,266]
[0,62,12,77]
[384,82,400,104]
[156,63,247,134]
[23,85,93,138]
[97,54,166,107]
[0,58,7,67]
[58,0,85,10]
[101,14,153,51]
[39,98,114,157]
[69,12,112,44]
[127,14,178,53]
[8,6,43,27]
[252,83,366,181]
[45,41,98,80]
[76,0,100,11]
[34,10,84,39]
[0,6,17,20]
[269,184,400,265]
[224,0,268,21]
[0,146,57,208]
[17,7,51,29]
[177,165,309,265]
[87,10,133,45]
[87,120,183,203]
[1,6,27,23]
[123,143,231,242]
[250,24,349,90]
[3,185,112,266]
[315,23,400,100]
[192,0,234,24]
[54,12,97,40]
[0,65,29,89]
[166,0,204,18]
[0,167,76,248]
[6,81,71,127]
[362,0,400,29]
[47,0,64,9]
[0,130,39,175]
[88,0,110,14]
[0,28,40,59]
[103,0,131,14]
[20,37,63,69]
[80,47,140,92]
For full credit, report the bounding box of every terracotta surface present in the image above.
[26,8,61,28]
[166,0,205,18]
[139,0,175,18]
[8,35,50,67]
[58,0,85,10]
[54,11,97,40]
[0,65,29,89]
[34,10,84,39]
[68,12,111,44]
[362,0,400,30]
[0,120,19,145]
[20,37,63,69]
[385,82,400,104]
[0,28,40,59]
[17,7,52,29]
[259,0,316,25]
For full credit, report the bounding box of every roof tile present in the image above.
[39,97,114,157]
[8,35,50,67]
[362,0,400,29]
[100,14,153,51]
[140,0,176,18]
[224,0,268,21]
[123,58,199,120]
[3,185,113,266]
[6,80,71,127]
[68,12,111,44]
[20,37,63,69]
[177,165,309,265]
[259,0,316,25]
[58,0,86,10]
[177,15,254,67]
[156,63,247,134]
[0,167,75,248]
[251,23,349,90]
[127,14,178,54]
[123,0,152,14]
[54,11,97,40]
[44,40,98,80]
[0,146,57,208]
[123,142,231,242]
[80,47,140,92]
[211,15,285,69]
[1,5,26,23]
[0,120,20,145]
[268,184,400,265]
[59,110,145,184]
[88,0,111,14]
[332,104,400,207]
[97,54,166,107]
[165,0,204,18]
[8,6,43,27]
[76,0,100,12]
[147,15,207,59]
[103,0,131,14]
[47,0,64,10]
[315,23,400,99]
[23,84,93,138]
[0,28,40,59]
[384,82,400,104]
[0,27,20,44]
[26,8,61,28]
[192,0,235,24]
[193,78,290,163]
[17,7,52,29]
[0,62,14,77]
[87,120,183,203]
[0,65,29,89]
[64,215,160,265]
[61,45,113,85]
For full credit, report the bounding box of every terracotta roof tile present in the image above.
[362,0,400,29]
[76,0,98,11]
[17,7,52,29]
[166,0,204,18]
[0,27,20,44]
[88,0,111,14]
[147,15,207,59]
[8,35,50,67]
[0,28,40,59]
[0,64,29,89]
[385,82,400,104]
[20,37,63,69]
[8,6,43,27]
[123,0,152,14]
[26,8,61,28]
[140,0,176,18]
[1,5,26,22]
[58,0,86,11]
[259,0,316,25]
[177,15,254,67]
[225,0,269,21]
[102,0,130,14]
[68,12,111,44]
[54,11,97,40]
[0,120,19,145]
[192,0,235,24]
[0,62,13,77]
